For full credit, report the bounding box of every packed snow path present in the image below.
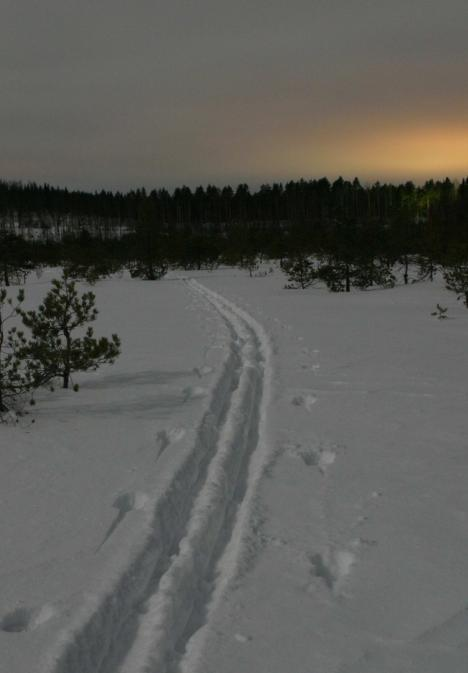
[50,279,272,673]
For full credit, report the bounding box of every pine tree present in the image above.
[319,258,352,292]
[281,255,321,289]
[0,288,32,412]
[20,273,121,389]
[128,199,168,280]
[352,257,396,289]
[0,232,35,287]
[443,263,468,307]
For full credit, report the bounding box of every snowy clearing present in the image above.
[1,268,468,673]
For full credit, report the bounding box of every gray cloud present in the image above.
[1,0,467,189]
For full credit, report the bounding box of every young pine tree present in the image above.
[0,288,32,412]
[0,232,35,287]
[443,263,468,308]
[128,199,168,280]
[281,255,321,289]
[20,273,121,389]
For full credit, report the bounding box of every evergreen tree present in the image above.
[0,232,35,287]
[352,257,396,289]
[0,288,32,412]
[281,255,321,289]
[416,255,439,282]
[2,175,468,283]
[20,273,121,389]
[443,262,468,308]
[127,199,168,280]
[239,252,260,277]
[319,257,353,292]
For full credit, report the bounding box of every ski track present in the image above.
[46,279,273,673]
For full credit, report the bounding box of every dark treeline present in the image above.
[1,176,468,295]
[2,176,468,236]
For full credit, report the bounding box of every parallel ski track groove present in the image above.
[49,279,271,673]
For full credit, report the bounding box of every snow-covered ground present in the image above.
[1,268,468,673]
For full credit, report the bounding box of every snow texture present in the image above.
[1,267,468,673]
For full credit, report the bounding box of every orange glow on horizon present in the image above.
[271,121,468,182]
[348,125,468,176]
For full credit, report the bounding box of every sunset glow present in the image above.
[266,121,468,185]
[338,125,468,178]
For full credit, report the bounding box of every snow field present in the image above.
[48,317,240,671]
[188,269,468,673]
[3,267,468,673]
[39,278,274,673]
[0,273,226,673]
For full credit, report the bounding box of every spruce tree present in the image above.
[20,273,121,389]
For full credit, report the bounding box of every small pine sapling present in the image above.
[20,272,121,390]
[239,252,260,277]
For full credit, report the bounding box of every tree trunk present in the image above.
[63,330,71,388]
[0,315,5,410]
[0,381,5,412]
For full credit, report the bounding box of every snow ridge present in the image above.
[47,280,273,673]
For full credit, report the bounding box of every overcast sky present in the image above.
[1,0,467,191]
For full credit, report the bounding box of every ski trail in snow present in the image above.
[46,280,273,673]
[178,280,273,673]
[120,279,273,673]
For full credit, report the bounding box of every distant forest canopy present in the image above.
[1,176,468,294]
[1,176,468,235]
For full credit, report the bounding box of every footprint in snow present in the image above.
[182,386,207,403]
[0,603,56,633]
[156,427,186,458]
[156,430,171,455]
[310,548,356,595]
[96,491,149,553]
[318,447,336,474]
[234,633,253,643]
[284,442,336,473]
[168,427,186,443]
[291,393,318,411]
[192,365,213,378]
[1,608,32,633]
[300,449,319,467]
